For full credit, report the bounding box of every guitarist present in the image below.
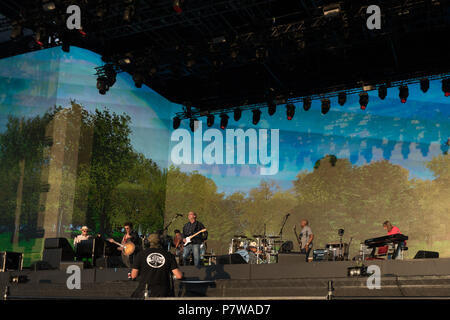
[182,212,208,267]
[109,222,141,279]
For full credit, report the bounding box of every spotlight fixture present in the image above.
[173,0,184,13]
[234,108,242,122]
[207,114,215,127]
[347,265,368,277]
[42,1,56,12]
[220,114,229,130]
[132,73,144,88]
[123,0,135,22]
[61,42,70,53]
[189,118,198,132]
[359,92,369,110]
[119,57,132,65]
[321,99,331,114]
[252,109,262,125]
[34,28,45,47]
[96,76,109,95]
[303,97,312,111]
[420,78,430,93]
[104,64,116,87]
[173,117,181,130]
[267,100,276,116]
[378,85,387,100]
[442,79,450,97]
[10,21,23,40]
[399,85,409,103]
[323,3,341,16]
[286,103,295,120]
[338,92,347,106]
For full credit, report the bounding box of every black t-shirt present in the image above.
[132,247,178,288]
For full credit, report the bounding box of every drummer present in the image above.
[299,219,314,262]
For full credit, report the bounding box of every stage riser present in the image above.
[4,276,450,298]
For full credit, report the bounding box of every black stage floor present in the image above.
[2,257,450,299]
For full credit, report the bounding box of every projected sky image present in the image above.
[0,47,449,194]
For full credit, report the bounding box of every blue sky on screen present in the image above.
[0,46,449,195]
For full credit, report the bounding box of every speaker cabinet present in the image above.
[278,252,308,264]
[414,250,439,259]
[0,252,23,272]
[216,254,247,265]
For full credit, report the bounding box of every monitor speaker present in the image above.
[414,250,439,259]
[0,252,23,272]
[216,254,247,265]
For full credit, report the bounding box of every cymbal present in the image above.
[268,236,281,239]
[253,235,263,238]
[233,235,247,238]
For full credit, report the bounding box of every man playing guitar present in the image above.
[109,222,141,279]
[182,212,208,267]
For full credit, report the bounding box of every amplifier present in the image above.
[278,252,308,264]
[0,251,23,272]
[313,249,327,261]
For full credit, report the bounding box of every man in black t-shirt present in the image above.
[131,233,182,298]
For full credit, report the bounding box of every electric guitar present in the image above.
[184,229,207,246]
[108,239,136,256]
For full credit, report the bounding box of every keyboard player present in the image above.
[380,221,406,259]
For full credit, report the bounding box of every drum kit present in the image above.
[229,234,284,264]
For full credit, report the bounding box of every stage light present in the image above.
[442,79,450,97]
[119,57,132,66]
[97,76,109,95]
[420,78,430,93]
[323,3,341,16]
[321,99,331,114]
[252,109,262,125]
[173,0,183,13]
[10,22,23,40]
[267,100,276,116]
[34,28,45,47]
[104,64,116,87]
[173,117,181,130]
[399,85,409,103]
[133,73,144,88]
[286,103,295,120]
[234,108,242,122]
[220,114,229,130]
[378,85,387,100]
[207,114,215,127]
[61,42,70,53]
[42,1,56,11]
[338,92,346,106]
[189,118,198,132]
[359,92,369,110]
[303,97,312,111]
[347,266,368,277]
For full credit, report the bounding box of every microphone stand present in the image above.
[278,214,290,242]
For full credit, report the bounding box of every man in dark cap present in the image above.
[131,233,183,298]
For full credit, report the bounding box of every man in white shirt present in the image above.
[74,226,92,245]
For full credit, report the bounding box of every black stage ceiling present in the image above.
[0,1,449,115]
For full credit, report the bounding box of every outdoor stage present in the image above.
[2,257,450,299]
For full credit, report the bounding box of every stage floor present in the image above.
[2,258,450,299]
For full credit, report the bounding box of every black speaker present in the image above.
[42,247,75,269]
[44,237,72,249]
[0,251,23,271]
[216,254,247,265]
[278,252,307,264]
[414,250,439,259]
[279,241,294,253]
